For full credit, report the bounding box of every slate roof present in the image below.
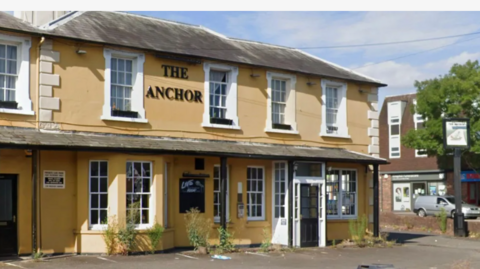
[0,11,386,87]
[0,127,387,164]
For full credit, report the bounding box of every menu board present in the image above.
[179,178,205,213]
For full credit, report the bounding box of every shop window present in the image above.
[247,166,265,221]
[0,33,33,115]
[213,165,229,223]
[102,49,147,123]
[89,161,108,229]
[326,169,357,219]
[274,162,287,218]
[202,63,240,129]
[320,79,349,138]
[126,161,152,227]
[265,72,298,134]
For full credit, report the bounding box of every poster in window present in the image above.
[393,183,411,211]
[179,178,205,213]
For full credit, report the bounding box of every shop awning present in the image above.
[0,127,387,164]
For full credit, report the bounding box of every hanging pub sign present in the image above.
[179,178,205,213]
[443,118,470,149]
[145,65,203,103]
[43,170,65,189]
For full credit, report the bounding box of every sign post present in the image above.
[443,118,470,237]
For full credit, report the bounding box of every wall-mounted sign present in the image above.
[43,170,65,189]
[443,118,470,149]
[461,171,480,182]
[145,86,202,103]
[391,173,445,182]
[162,65,189,79]
[179,178,205,213]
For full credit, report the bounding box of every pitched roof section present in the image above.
[0,127,387,164]
[37,11,385,86]
[0,12,43,33]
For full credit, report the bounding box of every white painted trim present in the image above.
[101,115,148,123]
[164,162,168,228]
[0,33,33,115]
[247,166,266,221]
[320,79,348,137]
[40,11,84,30]
[265,71,297,133]
[126,161,153,226]
[388,101,402,159]
[213,164,230,223]
[102,49,146,122]
[88,160,109,230]
[413,99,427,158]
[271,161,288,245]
[325,168,358,220]
[202,62,240,129]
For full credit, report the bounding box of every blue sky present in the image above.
[129,11,480,107]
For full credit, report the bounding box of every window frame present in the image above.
[265,71,298,134]
[202,62,240,130]
[388,101,402,159]
[272,161,288,220]
[0,33,33,115]
[413,99,427,157]
[88,160,109,230]
[326,168,358,220]
[213,164,230,223]
[126,161,153,229]
[246,166,266,221]
[102,49,147,123]
[320,79,349,138]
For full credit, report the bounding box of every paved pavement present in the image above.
[1,231,480,269]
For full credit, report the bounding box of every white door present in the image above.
[271,162,288,245]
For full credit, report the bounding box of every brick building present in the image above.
[378,93,476,213]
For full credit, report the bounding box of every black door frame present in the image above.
[299,184,319,247]
[0,174,18,256]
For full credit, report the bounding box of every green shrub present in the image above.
[184,208,212,250]
[33,249,44,262]
[349,214,368,247]
[146,221,165,254]
[260,227,272,252]
[101,215,118,255]
[216,226,235,253]
[436,207,448,234]
[117,202,140,255]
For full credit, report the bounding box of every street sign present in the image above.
[443,118,470,149]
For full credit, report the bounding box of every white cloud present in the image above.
[354,61,429,89]
[224,12,480,58]
[423,51,480,70]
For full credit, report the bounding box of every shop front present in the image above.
[461,171,480,205]
[391,172,446,212]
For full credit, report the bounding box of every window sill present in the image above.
[245,220,268,227]
[265,128,299,135]
[202,122,241,130]
[319,132,351,139]
[0,108,35,116]
[101,115,148,123]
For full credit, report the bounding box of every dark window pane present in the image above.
[100,194,108,208]
[214,167,219,178]
[302,208,310,218]
[100,178,108,192]
[280,182,285,193]
[91,210,98,225]
[256,206,261,217]
[275,207,279,218]
[214,179,219,191]
[142,210,149,224]
[91,194,99,208]
[247,180,251,191]
[280,207,285,218]
[126,195,132,207]
[256,194,262,205]
[296,163,322,177]
[258,181,263,192]
[100,210,107,224]
[100,162,108,176]
[416,122,424,130]
[251,193,256,204]
[126,162,133,177]
[141,194,149,208]
[143,178,150,192]
[257,169,263,179]
[275,195,279,205]
[134,178,142,193]
[142,162,151,177]
[275,182,279,193]
[90,178,98,192]
[126,178,133,192]
[134,162,142,177]
[90,162,98,176]
[391,125,400,135]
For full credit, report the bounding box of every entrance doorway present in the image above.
[0,175,17,256]
[300,184,319,247]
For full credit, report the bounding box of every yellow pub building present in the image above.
[0,11,387,256]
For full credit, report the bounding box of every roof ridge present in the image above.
[110,11,202,28]
[384,92,417,99]
[228,37,294,50]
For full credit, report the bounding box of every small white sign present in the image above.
[445,121,468,147]
[43,170,65,189]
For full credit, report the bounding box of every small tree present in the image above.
[403,60,480,168]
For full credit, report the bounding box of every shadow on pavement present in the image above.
[0,255,23,262]
[386,231,431,244]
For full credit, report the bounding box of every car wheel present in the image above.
[418,209,426,217]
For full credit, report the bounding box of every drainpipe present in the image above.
[220,157,227,230]
[31,150,38,257]
[36,36,45,129]
[287,160,294,248]
[373,164,379,237]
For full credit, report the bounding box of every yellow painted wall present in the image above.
[47,40,372,154]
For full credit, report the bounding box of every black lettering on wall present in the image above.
[145,86,155,98]
[155,86,164,98]
[171,66,180,78]
[166,87,174,100]
[181,68,189,79]
[194,91,203,103]
[161,64,189,80]
[175,88,184,101]
[161,65,170,77]
[184,90,194,101]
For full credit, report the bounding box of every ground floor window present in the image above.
[89,161,108,228]
[126,161,152,226]
[213,165,229,223]
[326,169,357,219]
[247,166,265,221]
[274,162,287,218]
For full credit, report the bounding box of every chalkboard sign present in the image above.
[179,178,205,213]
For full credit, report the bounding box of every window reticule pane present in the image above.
[210,71,228,119]
[111,57,133,111]
[90,161,108,226]
[272,79,286,124]
[126,161,152,225]
[247,167,264,219]
[0,44,17,102]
